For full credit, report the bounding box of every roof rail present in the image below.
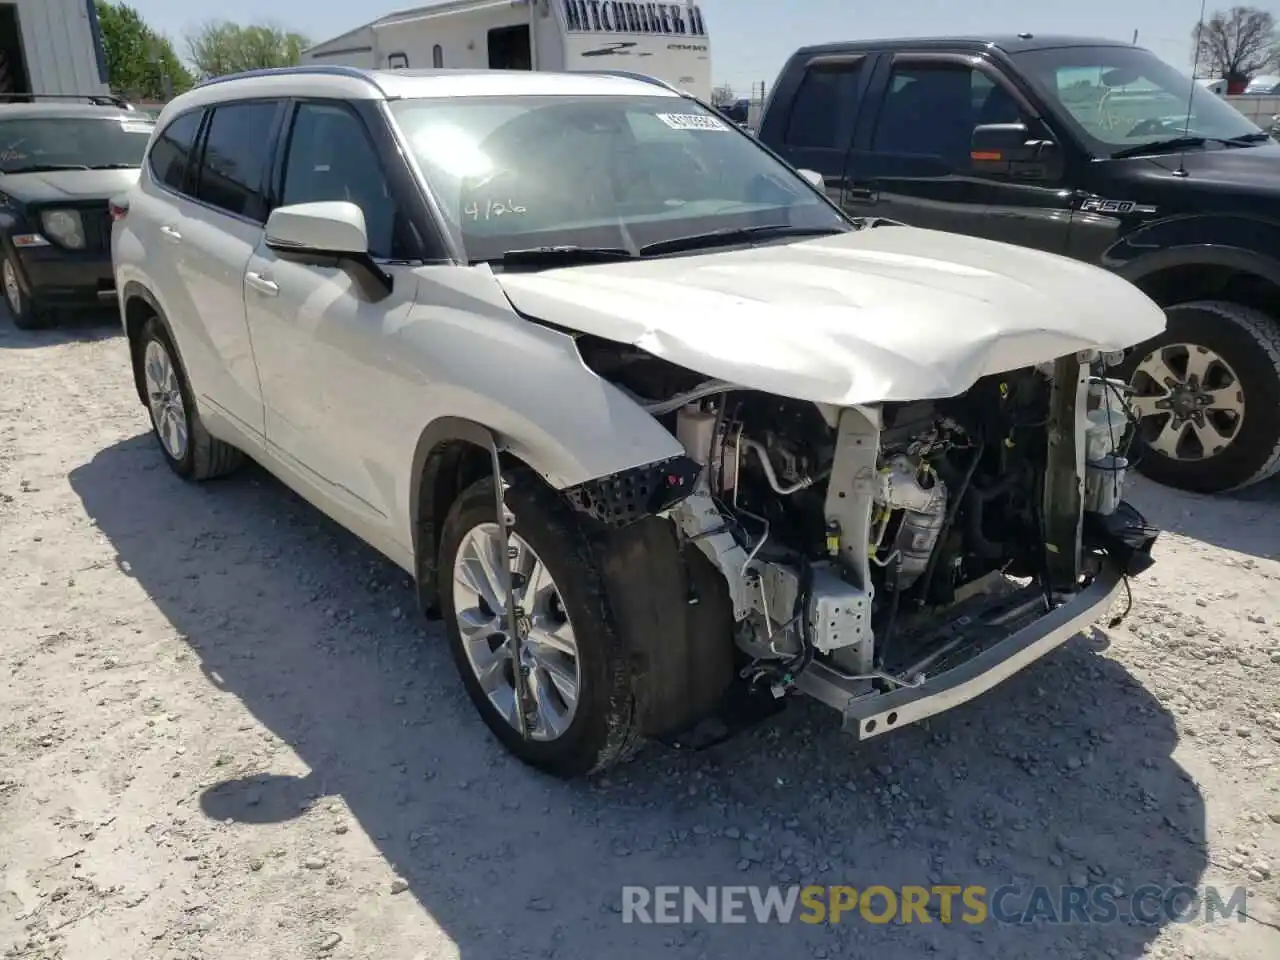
[194,65,387,92]
[0,92,134,110]
[570,69,682,94]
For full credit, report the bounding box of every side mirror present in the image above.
[797,168,825,189]
[265,201,369,256]
[971,122,1059,180]
[264,200,393,298]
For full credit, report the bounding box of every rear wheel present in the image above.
[1120,300,1280,493]
[3,256,49,330]
[438,474,640,777]
[139,317,244,480]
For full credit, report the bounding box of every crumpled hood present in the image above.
[495,226,1168,405]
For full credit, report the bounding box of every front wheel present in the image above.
[1119,300,1280,493]
[437,474,640,778]
[3,255,49,330]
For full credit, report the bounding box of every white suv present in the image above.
[113,66,1165,777]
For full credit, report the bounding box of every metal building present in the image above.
[0,0,109,97]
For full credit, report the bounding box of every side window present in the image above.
[872,64,1024,168]
[148,110,203,193]
[784,63,862,149]
[195,101,279,221]
[279,102,403,260]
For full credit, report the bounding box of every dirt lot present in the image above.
[2,315,1279,960]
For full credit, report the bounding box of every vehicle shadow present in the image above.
[1128,472,1280,561]
[69,434,1208,960]
[0,304,121,348]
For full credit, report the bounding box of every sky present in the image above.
[128,0,1277,93]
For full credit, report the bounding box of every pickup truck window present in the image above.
[872,63,1025,169]
[785,62,862,149]
[1010,45,1261,155]
[390,94,847,263]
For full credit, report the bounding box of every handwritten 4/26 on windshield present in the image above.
[465,200,527,221]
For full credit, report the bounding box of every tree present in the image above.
[185,21,311,79]
[1192,6,1278,89]
[95,1,193,100]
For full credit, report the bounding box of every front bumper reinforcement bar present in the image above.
[795,561,1124,740]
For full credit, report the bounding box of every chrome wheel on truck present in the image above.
[1122,301,1280,493]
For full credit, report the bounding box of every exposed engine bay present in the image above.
[579,336,1155,726]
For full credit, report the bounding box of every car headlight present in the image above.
[40,209,85,249]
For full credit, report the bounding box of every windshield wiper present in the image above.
[639,224,846,257]
[1109,135,1261,160]
[0,163,92,173]
[485,245,636,268]
[88,163,140,170]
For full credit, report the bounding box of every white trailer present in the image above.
[0,0,110,97]
[303,0,712,101]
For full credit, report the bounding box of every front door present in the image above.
[244,99,420,554]
[845,53,1074,254]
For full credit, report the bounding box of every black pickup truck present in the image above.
[755,33,1280,494]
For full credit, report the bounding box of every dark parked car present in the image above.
[756,35,1280,494]
[0,94,153,329]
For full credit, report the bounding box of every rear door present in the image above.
[132,106,204,332]
[846,51,1074,252]
[177,99,286,442]
[760,53,873,203]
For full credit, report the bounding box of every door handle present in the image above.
[159,224,182,242]
[245,272,279,296]
[846,185,878,203]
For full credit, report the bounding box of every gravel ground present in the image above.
[2,314,1279,960]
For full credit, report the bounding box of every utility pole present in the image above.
[148,39,173,102]
[1131,29,1138,45]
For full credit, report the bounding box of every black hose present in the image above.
[914,433,985,608]
[783,553,815,677]
[874,561,903,670]
[964,474,1017,560]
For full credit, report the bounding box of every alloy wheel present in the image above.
[143,339,190,461]
[1129,342,1245,461]
[451,523,581,741]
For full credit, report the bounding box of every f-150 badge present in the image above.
[1078,197,1158,215]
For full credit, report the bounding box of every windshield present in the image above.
[388,95,846,263]
[0,116,154,173]
[1011,45,1262,156]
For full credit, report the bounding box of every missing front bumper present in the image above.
[795,561,1125,740]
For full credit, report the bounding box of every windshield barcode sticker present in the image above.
[120,121,153,134]
[657,113,729,132]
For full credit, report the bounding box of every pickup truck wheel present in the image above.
[139,317,244,480]
[3,256,49,330]
[1120,301,1280,493]
[438,474,640,778]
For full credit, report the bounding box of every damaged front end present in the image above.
[577,341,1158,741]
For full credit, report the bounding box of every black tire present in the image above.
[1118,300,1280,494]
[139,317,244,481]
[3,255,50,330]
[437,473,641,778]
